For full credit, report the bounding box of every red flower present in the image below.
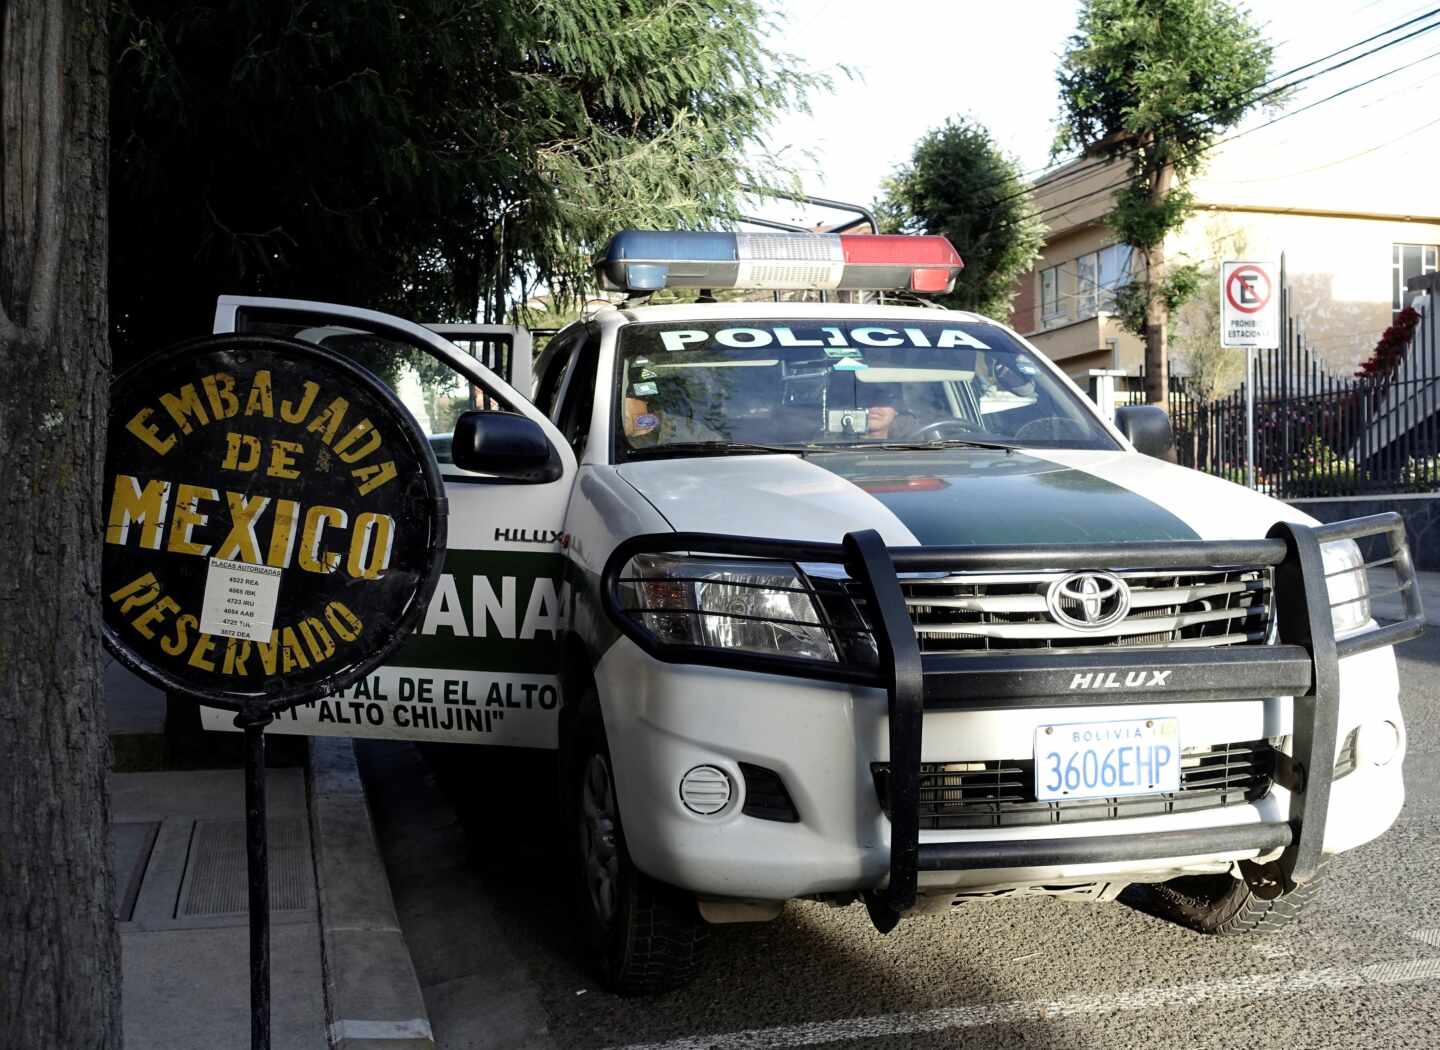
[1355,307,1422,377]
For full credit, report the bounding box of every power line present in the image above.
[1263,5,1440,89]
[975,6,1440,215]
[999,57,1440,320]
[964,9,1440,229]
[1221,61,1438,156]
[1258,9,1440,106]
[1272,0,1440,55]
[1202,110,1440,185]
[850,10,1440,248]
[1226,41,1440,144]
[997,40,1440,236]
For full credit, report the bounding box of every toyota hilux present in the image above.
[204,229,1424,994]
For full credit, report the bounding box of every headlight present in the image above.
[628,555,838,661]
[1321,539,1370,637]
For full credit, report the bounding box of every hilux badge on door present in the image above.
[1046,571,1130,631]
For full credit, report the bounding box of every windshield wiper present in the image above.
[626,440,809,458]
[822,438,1017,453]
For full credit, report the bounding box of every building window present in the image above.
[1040,266,1062,321]
[1074,244,1133,320]
[1075,253,1097,319]
[1394,243,1438,316]
[1097,244,1133,310]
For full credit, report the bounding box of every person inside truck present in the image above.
[620,372,726,446]
[858,382,920,440]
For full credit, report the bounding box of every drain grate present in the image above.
[112,821,160,921]
[177,817,312,917]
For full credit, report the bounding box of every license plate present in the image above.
[1034,717,1180,802]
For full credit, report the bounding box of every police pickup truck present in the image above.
[203,229,1423,995]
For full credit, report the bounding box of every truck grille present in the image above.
[873,739,1274,830]
[878,567,1273,656]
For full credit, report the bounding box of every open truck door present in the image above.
[201,296,574,748]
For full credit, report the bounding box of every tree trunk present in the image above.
[0,3,119,1048]
[1143,245,1169,405]
[1142,161,1176,407]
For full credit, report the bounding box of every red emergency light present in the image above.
[596,231,964,295]
[840,235,964,294]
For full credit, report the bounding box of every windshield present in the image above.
[613,319,1118,457]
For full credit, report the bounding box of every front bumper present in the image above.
[595,640,1404,901]
[600,514,1423,922]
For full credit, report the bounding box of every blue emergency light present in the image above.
[596,231,964,295]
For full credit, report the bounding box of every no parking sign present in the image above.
[1221,261,1280,350]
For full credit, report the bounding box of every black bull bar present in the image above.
[600,513,1424,928]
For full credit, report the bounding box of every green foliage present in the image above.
[1289,436,1362,498]
[1111,263,1202,336]
[1401,454,1440,493]
[1160,262,1205,312]
[1054,0,1273,344]
[110,0,824,365]
[1054,0,1274,175]
[875,118,1046,318]
[1110,280,1149,336]
[1109,181,1194,250]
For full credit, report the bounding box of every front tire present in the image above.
[570,699,707,994]
[1138,862,1327,936]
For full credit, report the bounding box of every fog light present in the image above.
[1354,720,1401,767]
[679,765,733,815]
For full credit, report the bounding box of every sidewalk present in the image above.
[107,657,433,1049]
[112,766,326,1049]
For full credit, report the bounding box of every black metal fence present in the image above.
[1121,297,1439,499]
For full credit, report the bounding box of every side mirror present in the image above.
[451,411,561,482]
[1114,404,1175,462]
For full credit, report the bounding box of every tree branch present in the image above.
[24,1,67,347]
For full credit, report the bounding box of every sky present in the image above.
[748,0,1440,227]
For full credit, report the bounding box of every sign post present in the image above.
[101,334,448,1050]
[1220,261,1281,489]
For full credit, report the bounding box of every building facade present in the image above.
[1010,128,1440,384]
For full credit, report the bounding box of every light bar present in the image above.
[596,231,964,295]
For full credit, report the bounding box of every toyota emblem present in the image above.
[1045,571,1131,631]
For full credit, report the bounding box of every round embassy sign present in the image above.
[102,334,447,712]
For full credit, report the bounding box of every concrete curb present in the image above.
[308,737,435,1050]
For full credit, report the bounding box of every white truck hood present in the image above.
[615,448,1316,547]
